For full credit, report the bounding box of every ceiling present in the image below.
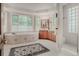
[4,3,57,12]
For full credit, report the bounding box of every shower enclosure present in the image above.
[63,3,79,55]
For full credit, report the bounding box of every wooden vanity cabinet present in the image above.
[39,30,56,42]
[39,30,48,39]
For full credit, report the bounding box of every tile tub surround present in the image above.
[4,32,38,44]
[9,43,49,56]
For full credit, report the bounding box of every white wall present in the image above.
[1,5,35,34]
[56,4,65,50]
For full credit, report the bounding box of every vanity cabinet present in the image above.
[39,30,48,39]
[39,30,56,42]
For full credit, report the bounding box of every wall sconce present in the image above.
[56,28,58,30]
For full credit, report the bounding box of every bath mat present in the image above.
[9,43,49,56]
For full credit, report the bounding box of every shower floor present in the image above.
[60,43,78,56]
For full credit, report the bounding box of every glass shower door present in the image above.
[63,4,79,55]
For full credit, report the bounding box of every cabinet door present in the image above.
[48,32,56,42]
[48,32,52,40]
[39,30,48,39]
[43,31,48,39]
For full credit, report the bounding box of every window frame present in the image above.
[35,16,41,31]
[11,13,33,32]
[67,6,78,33]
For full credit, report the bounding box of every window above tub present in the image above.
[12,14,33,32]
